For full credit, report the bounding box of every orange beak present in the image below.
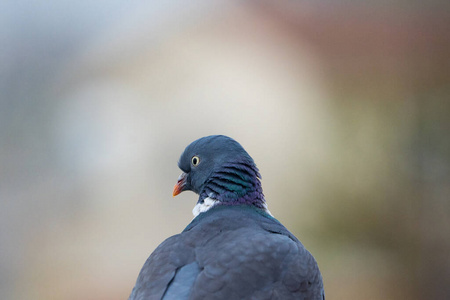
[173,172,187,196]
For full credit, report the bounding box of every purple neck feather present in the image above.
[199,160,266,209]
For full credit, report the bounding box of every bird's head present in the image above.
[173,135,266,214]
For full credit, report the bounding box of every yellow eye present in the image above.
[191,156,200,166]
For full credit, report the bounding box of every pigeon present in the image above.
[129,135,324,300]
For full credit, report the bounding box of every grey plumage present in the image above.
[129,136,324,299]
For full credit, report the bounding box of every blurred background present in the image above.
[1,1,449,299]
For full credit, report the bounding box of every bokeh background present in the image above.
[1,1,449,299]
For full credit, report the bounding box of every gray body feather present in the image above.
[129,205,324,300]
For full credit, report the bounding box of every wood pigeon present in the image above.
[129,135,324,300]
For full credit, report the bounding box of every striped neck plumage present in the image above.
[192,161,271,217]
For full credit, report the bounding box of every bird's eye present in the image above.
[191,156,200,166]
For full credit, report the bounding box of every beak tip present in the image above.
[172,172,187,197]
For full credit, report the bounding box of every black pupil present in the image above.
[193,157,198,165]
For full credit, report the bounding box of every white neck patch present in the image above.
[261,202,273,217]
[192,197,219,217]
[192,197,273,218]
